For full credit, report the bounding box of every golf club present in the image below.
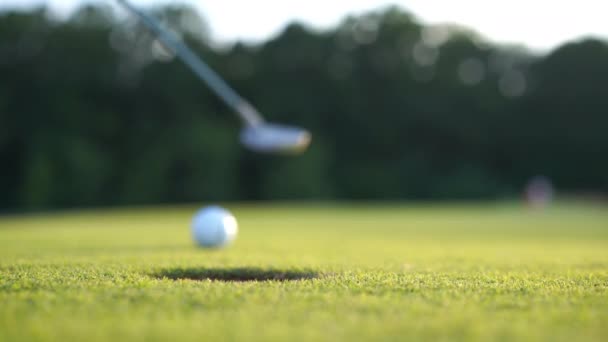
[116,0,311,154]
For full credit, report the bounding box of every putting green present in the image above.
[1,203,607,341]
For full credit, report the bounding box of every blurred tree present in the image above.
[0,4,606,211]
[69,3,115,28]
[517,39,608,192]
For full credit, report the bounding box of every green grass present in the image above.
[1,202,607,341]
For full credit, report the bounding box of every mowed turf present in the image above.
[0,203,607,341]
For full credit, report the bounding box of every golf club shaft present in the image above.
[116,0,262,126]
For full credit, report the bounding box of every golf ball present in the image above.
[191,206,238,248]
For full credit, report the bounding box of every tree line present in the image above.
[1,3,607,210]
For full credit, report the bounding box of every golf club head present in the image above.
[240,123,311,154]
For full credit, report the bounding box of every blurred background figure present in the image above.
[524,176,554,210]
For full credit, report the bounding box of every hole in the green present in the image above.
[153,267,318,282]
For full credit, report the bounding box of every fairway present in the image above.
[1,203,607,341]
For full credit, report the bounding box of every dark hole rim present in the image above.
[152,267,319,282]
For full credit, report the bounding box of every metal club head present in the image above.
[240,123,311,154]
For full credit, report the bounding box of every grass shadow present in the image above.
[152,267,318,282]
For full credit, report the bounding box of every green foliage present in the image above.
[0,204,607,341]
[0,4,607,210]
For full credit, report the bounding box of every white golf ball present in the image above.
[191,206,238,248]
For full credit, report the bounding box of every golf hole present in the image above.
[153,267,318,282]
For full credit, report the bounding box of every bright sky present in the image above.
[2,0,608,51]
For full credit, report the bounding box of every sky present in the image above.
[2,0,608,52]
